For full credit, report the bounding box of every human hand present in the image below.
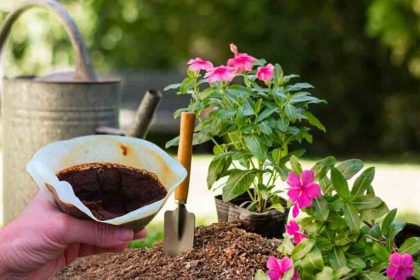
[0,192,146,280]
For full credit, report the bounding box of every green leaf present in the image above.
[369,224,382,240]
[373,242,390,262]
[179,77,196,93]
[331,168,351,200]
[329,246,346,270]
[343,203,361,231]
[173,107,188,118]
[291,238,316,260]
[290,155,302,174]
[385,221,405,251]
[268,203,285,213]
[165,136,179,148]
[413,262,420,280]
[244,135,268,161]
[312,196,329,222]
[278,236,295,255]
[259,121,273,135]
[290,92,324,105]
[352,195,383,210]
[301,246,324,272]
[360,202,389,221]
[336,159,364,180]
[315,267,335,280]
[164,82,182,91]
[312,156,336,180]
[284,104,299,121]
[287,82,314,92]
[207,154,232,189]
[282,269,295,280]
[399,237,420,254]
[222,170,256,202]
[273,63,284,86]
[347,254,366,269]
[381,209,397,235]
[335,267,352,278]
[361,271,388,280]
[352,167,375,196]
[255,108,279,122]
[303,111,326,132]
[254,269,269,280]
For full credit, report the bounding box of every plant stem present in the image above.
[257,162,264,212]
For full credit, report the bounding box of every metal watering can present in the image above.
[0,0,161,223]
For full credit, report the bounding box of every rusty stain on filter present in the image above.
[119,144,128,156]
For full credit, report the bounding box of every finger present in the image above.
[134,229,147,239]
[56,216,134,248]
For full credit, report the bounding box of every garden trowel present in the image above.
[163,112,196,257]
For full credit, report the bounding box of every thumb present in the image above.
[57,216,134,248]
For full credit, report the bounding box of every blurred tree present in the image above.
[367,0,420,78]
[0,0,419,158]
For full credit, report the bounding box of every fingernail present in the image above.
[116,228,133,241]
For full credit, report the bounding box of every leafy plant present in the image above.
[166,44,325,213]
[257,157,420,279]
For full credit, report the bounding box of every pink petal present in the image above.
[400,254,413,267]
[292,204,300,218]
[267,270,281,280]
[287,173,301,188]
[266,256,280,271]
[286,221,300,235]
[297,193,313,209]
[403,267,414,278]
[293,232,308,244]
[301,170,315,186]
[393,271,409,280]
[279,257,293,273]
[390,252,403,266]
[305,183,321,198]
[292,270,301,280]
[287,188,300,203]
[386,265,399,279]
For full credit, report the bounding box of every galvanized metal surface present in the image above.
[2,78,120,222]
[0,0,122,223]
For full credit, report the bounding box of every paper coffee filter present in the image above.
[27,135,187,228]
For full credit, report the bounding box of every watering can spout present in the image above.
[96,89,162,139]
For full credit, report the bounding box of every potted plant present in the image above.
[165,44,325,237]
[255,157,420,280]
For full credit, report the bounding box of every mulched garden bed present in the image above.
[53,223,282,280]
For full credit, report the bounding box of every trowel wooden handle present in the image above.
[175,112,195,203]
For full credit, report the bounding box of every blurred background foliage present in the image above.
[0,0,419,159]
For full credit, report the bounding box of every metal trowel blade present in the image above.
[163,204,195,257]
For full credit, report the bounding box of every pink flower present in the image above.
[257,63,274,82]
[292,204,300,218]
[226,44,258,73]
[285,220,308,245]
[204,65,236,83]
[187,57,214,72]
[287,170,321,209]
[386,253,414,280]
[230,43,238,54]
[266,256,299,280]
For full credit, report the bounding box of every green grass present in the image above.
[129,215,217,249]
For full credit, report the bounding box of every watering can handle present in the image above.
[0,0,97,81]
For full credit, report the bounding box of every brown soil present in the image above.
[53,223,281,280]
[57,163,167,220]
